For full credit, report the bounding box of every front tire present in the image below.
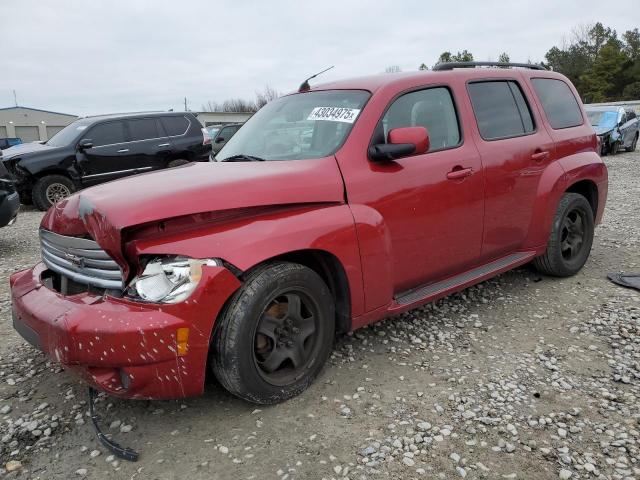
[533,193,595,277]
[211,262,335,404]
[626,133,638,152]
[32,175,75,211]
[167,159,190,168]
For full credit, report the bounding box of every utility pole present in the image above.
[184,97,188,111]
[13,90,17,107]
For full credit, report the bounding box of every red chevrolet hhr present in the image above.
[10,62,607,405]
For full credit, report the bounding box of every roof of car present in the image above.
[80,111,194,122]
[309,66,566,94]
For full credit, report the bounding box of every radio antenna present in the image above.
[299,66,334,92]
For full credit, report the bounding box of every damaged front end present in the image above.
[10,193,242,402]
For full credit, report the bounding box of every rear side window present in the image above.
[531,78,583,129]
[468,81,535,140]
[88,121,126,147]
[128,118,159,141]
[160,116,189,136]
[381,87,461,151]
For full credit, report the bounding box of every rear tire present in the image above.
[533,193,594,277]
[168,159,190,168]
[32,175,75,211]
[626,133,638,152]
[211,262,335,404]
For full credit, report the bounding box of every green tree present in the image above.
[580,38,628,102]
[436,51,453,65]
[419,63,428,71]
[452,50,474,62]
[498,52,510,63]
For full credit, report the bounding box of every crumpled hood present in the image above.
[2,142,57,159]
[41,158,345,275]
[593,126,614,136]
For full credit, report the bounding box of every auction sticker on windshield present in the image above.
[307,107,361,123]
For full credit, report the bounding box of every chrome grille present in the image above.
[39,229,123,290]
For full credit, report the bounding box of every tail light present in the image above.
[201,128,211,146]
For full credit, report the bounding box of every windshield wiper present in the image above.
[220,154,266,162]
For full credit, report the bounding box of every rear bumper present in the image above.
[10,263,241,399]
[0,191,19,227]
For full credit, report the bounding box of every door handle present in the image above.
[157,143,170,147]
[117,148,129,153]
[446,167,474,180]
[531,150,550,161]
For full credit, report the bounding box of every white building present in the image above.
[0,106,78,142]
[196,111,252,127]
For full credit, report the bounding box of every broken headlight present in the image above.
[126,256,221,304]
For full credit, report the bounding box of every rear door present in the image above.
[466,78,555,260]
[78,120,130,186]
[126,117,172,172]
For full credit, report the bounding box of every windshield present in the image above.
[587,110,618,129]
[217,90,370,161]
[46,119,94,147]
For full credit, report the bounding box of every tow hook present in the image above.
[88,388,139,462]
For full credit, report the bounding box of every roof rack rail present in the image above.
[432,61,547,71]
[81,110,166,119]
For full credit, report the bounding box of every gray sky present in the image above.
[1,0,638,116]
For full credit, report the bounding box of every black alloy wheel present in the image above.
[211,262,335,404]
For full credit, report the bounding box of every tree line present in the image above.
[417,24,639,103]
[202,85,280,113]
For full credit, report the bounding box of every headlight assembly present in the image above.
[126,256,221,304]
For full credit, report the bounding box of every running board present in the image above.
[394,252,535,306]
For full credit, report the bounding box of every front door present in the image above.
[339,85,485,300]
[78,120,132,186]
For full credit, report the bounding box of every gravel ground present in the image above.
[0,151,638,479]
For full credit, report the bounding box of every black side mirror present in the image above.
[369,127,430,162]
[368,143,416,161]
[78,139,94,150]
[215,137,226,143]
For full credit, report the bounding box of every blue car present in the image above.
[586,106,639,155]
[0,138,22,150]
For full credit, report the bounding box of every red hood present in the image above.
[41,158,345,275]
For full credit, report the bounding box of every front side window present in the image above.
[468,81,535,140]
[128,118,159,141]
[87,121,127,147]
[217,90,370,161]
[531,78,583,129]
[379,87,461,151]
[218,126,236,141]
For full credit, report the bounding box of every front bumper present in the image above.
[10,263,241,399]
[0,191,19,227]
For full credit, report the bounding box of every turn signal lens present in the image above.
[177,327,189,356]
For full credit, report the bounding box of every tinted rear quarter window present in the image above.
[128,118,159,141]
[160,116,190,136]
[531,78,583,129]
[88,122,126,147]
[467,81,535,140]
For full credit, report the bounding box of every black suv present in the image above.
[0,152,20,228]
[1,111,211,210]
